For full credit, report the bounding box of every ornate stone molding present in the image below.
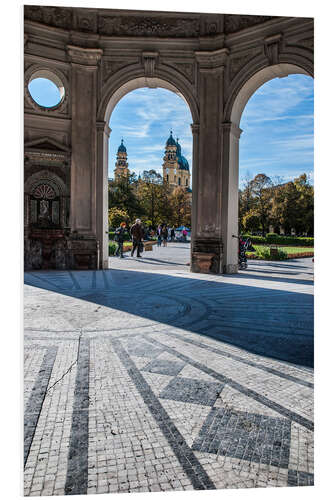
[229,49,261,81]
[98,15,200,38]
[24,5,73,30]
[264,34,283,66]
[142,52,158,78]
[102,59,137,82]
[24,169,69,196]
[191,123,200,135]
[221,122,242,139]
[67,45,103,67]
[224,14,274,34]
[195,48,229,72]
[96,121,111,137]
[24,64,69,115]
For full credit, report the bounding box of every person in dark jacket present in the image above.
[130,219,144,257]
[115,222,127,258]
[161,224,168,247]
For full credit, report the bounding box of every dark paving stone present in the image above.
[65,339,90,496]
[192,407,291,468]
[159,377,224,406]
[142,358,186,376]
[113,339,216,491]
[288,469,314,486]
[24,346,58,467]
[126,338,164,358]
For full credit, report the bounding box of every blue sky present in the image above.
[239,74,314,185]
[108,88,193,180]
[28,78,61,107]
[28,74,313,187]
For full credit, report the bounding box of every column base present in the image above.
[223,263,239,274]
[190,238,223,274]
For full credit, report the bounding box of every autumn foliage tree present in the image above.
[239,172,314,236]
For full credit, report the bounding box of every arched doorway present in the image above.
[24,7,313,272]
[220,63,313,273]
[96,76,199,268]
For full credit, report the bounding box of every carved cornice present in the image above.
[24,5,73,30]
[142,51,159,78]
[195,48,229,73]
[96,121,111,137]
[224,14,275,34]
[98,14,200,38]
[67,45,103,66]
[24,6,277,38]
[191,123,200,135]
[221,122,242,139]
[264,34,283,65]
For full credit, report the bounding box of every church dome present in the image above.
[178,155,189,171]
[176,138,189,171]
[166,131,177,147]
[118,139,127,153]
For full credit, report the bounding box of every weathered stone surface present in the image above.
[24,8,313,272]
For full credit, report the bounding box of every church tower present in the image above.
[162,131,191,190]
[114,139,129,179]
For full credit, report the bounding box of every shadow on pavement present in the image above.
[25,267,314,368]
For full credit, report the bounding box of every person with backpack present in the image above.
[114,222,127,258]
[130,219,145,258]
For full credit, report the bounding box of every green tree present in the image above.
[108,173,142,220]
[294,174,314,235]
[242,209,261,234]
[136,170,167,228]
[108,208,130,228]
[270,174,314,235]
[169,187,192,228]
[249,174,273,235]
[239,173,255,232]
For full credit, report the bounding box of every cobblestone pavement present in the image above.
[24,244,314,495]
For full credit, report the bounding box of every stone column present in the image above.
[96,121,111,269]
[221,122,242,274]
[67,45,103,237]
[191,49,229,274]
[190,123,200,255]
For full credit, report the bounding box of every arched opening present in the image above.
[98,77,195,267]
[238,72,313,239]
[223,63,313,273]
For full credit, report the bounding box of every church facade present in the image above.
[162,132,191,191]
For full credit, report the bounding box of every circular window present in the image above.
[27,70,65,108]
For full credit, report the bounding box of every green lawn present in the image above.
[251,245,314,254]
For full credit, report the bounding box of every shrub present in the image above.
[242,234,266,244]
[243,233,314,246]
[266,232,279,241]
[254,246,288,261]
[108,241,117,256]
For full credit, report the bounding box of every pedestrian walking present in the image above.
[170,226,175,242]
[161,224,168,247]
[115,222,127,258]
[157,224,162,247]
[130,218,144,257]
[182,228,188,242]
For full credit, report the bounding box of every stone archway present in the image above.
[24,7,313,271]
[218,63,313,273]
[95,75,199,269]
